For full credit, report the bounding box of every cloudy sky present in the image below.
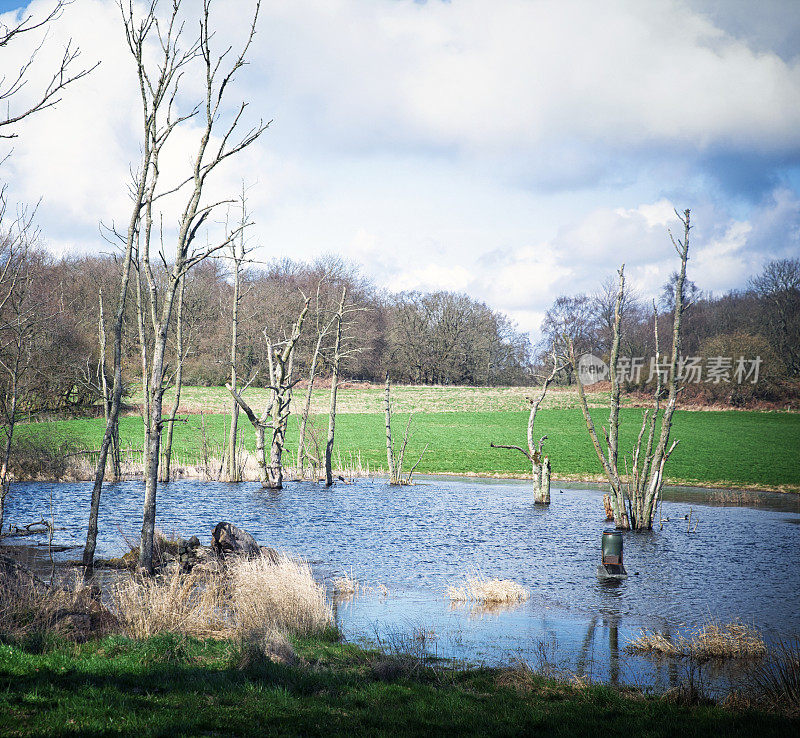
[2,0,799,340]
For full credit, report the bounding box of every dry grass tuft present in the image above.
[627,619,766,660]
[331,571,358,596]
[690,619,766,659]
[447,573,529,605]
[625,629,679,656]
[110,551,332,640]
[110,566,228,639]
[0,560,116,642]
[230,554,332,637]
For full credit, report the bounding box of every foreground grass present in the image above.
[20,404,800,490]
[0,633,795,737]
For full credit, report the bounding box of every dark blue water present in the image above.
[5,476,800,688]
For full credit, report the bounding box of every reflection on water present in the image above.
[5,475,799,689]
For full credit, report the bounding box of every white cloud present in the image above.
[0,0,798,343]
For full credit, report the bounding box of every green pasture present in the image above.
[20,407,800,490]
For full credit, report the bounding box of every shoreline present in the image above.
[9,465,800,495]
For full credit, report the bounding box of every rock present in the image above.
[212,522,261,559]
[188,536,200,549]
[259,546,280,565]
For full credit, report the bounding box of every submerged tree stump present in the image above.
[535,457,551,505]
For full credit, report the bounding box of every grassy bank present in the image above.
[19,404,800,491]
[1,632,796,737]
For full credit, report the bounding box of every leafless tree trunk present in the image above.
[570,209,691,530]
[491,350,562,504]
[82,180,138,572]
[296,282,334,479]
[135,260,151,474]
[97,289,120,480]
[325,287,346,487]
[82,0,183,573]
[130,0,267,574]
[384,373,395,480]
[228,297,309,488]
[160,273,185,482]
[0,340,20,536]
[226,188,251,482]
[0,211,37,534]
[384,373,427,485]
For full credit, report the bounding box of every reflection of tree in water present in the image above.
[574,614,621,686]
[576,614,681,690]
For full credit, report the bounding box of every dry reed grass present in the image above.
[230,555,332,638]
[625,630,680,656]
[0,561,116,641]
[691,619,766,659]
[109,566,228,639]
[750,638,800,715]
[331,571,358,596]
[109,552,332,640]
[447,573,530,605]
[626,619,766,660]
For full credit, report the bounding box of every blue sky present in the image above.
[1,0,799,339]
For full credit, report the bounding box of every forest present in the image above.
[0,238,797,418]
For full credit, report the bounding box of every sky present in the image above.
[1,0,799,341]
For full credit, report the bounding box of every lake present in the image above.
[5,475,800,692]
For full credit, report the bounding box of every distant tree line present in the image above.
[538,258,800,405]
[1,240,798,418]
[0,248,537,417]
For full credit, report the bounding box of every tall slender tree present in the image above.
[83,0,200,573]
[570,209,691,530]
[136,0,268,574]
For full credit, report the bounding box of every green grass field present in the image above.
[0,633,794,737]
[19,390,800,490]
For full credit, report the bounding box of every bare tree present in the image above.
[592,273,642,358]
[225,187,254,482]
[384,373,427,485]
[570,210,692,530]
[159,272,186,482]
[0,199,35,533]
[539,294,595,385]
[82,0,200,574]
[134,258,151,472]
[490,350,562,504]
[96,289,120,479]
[749,258,800,376]
[134,0,268,574]
[296,280,336,479]
[228,296,310,488]
[324,287,349,487]
[0,0,97,139]
[323,281,372,485]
